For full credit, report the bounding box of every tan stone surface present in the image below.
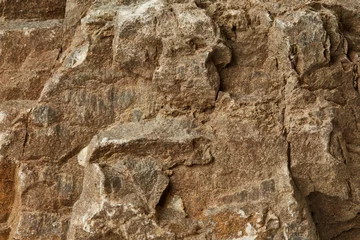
[1,0,360,239]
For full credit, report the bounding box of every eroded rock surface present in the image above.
[1,0,360,239]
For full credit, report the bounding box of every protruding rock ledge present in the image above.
[78,117,213,168]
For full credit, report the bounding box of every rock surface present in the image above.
[1,0,360,239]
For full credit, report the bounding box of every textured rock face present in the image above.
[1,0,360,239]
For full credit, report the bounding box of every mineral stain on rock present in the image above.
[1,0,360,239]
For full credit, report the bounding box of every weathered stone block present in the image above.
[0,20,62,100]
[0,0,66,20]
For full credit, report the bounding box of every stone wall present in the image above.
[1,0,360,239]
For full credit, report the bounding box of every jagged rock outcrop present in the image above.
[1,0,360,239]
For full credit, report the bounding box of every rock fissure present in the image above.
[21,109,32,157]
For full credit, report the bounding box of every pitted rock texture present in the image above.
[1,0,360,239]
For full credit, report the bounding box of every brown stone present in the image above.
[1,0,360,239]
[0,0,66,20]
